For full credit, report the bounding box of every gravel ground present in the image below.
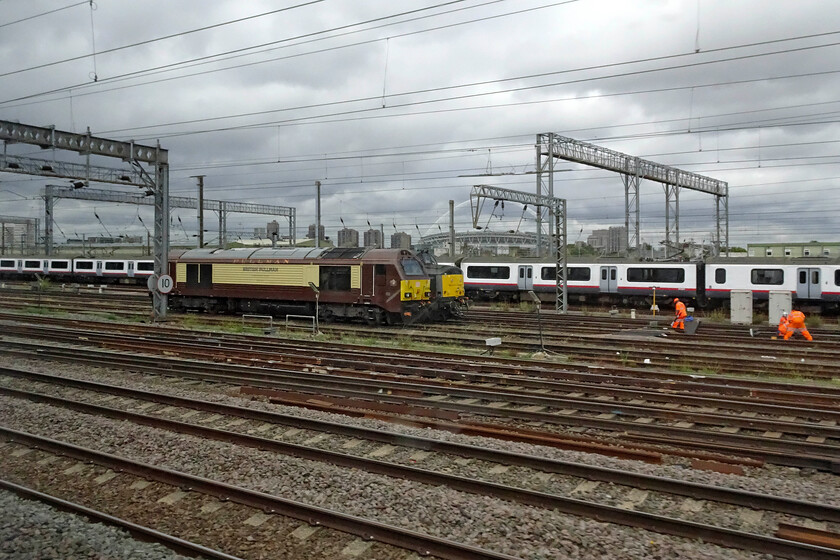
[0,354,816,559]
[0,489,199,560]
[5,355,835,506]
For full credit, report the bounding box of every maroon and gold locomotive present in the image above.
[167,246,441,324]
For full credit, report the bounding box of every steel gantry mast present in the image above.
[471,184,567,313]
[0,120,170,320]
[42,185,296,254]
[536,133,728,258]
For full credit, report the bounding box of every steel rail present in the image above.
[4,324,840,420]
[0,427,520,560]
[3,373,839,524]
[6,336,840,451]
[0,479,246,560]
[1,339,837,470]
[2,427,838,560]
[4,313,840,405]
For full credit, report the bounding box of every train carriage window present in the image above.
[466,265,511,279]
[105,262,124,271]
[812,270,819,284]
[50,261,69,269]
[601,269,607,280]
[24,260,41,268]
[611,269,616,281]
[714,268,726,284]
[320,266,352,291]
[627,267,685,283]
[401,259,424,277]
[542,267,591,281]
[375,264,386,287]
[1,259,15,267]
[750,268,784,285]
[186,264,199,285]
[799,270,806,284]
[76,262,93,270]
[137,262,154,271]
[199,264,212,288]
[835,270,840,286]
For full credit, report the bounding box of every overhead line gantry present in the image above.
[536,133,728,258]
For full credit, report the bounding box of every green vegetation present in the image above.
[32,274,51,307]
[704,308,729,323]
[805,314,823,328]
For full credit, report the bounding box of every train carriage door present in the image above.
[517,265,533,291]
[127,261,135,278]
[361,264,375,299]
[796,267,821,299]
[95,260,103,277]
[599,266,617,293]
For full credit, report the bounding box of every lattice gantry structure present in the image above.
[42,185,295,254]
[536,133,729,258]
[0,120,170,320]
[471,184,568,313]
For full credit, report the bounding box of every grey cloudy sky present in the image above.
[1,0,839,248]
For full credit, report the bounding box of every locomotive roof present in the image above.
[172,247,419,261]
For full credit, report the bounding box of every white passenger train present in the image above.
[457,257,840,310]
[0,256,155,283]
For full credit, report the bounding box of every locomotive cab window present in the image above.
[401,259,424,277]
[714,268,726,284]
[320,266,352,291]
[750,268,783,285]
[627,267,685,283]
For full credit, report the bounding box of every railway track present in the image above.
[1,316,839,471]
[1,286,839,382]
[3,365,840,559]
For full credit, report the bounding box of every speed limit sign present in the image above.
[156,274,174,294]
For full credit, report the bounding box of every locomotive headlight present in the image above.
[404,292,412,299]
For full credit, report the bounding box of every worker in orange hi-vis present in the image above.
[671,297,687,331]
[777,312,789,338]
[783,310,813,341]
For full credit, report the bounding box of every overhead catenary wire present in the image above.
[0,1,88,29]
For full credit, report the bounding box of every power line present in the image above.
[0,1,87,29]
[0,0,494,105]
[0,1,326,80]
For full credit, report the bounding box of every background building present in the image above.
[266,220,280,241]
[586,226,627,255]
[363,228,382,248]
[390,231,411,249]
[307,223,326,242]
[337,227,359,248]
[747,241,839,258]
